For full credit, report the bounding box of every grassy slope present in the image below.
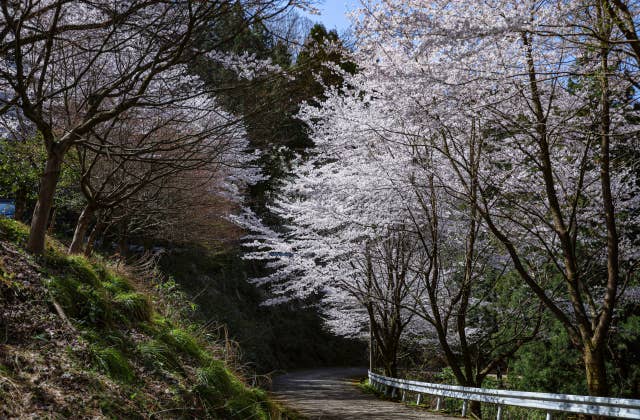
[0,219,290,419]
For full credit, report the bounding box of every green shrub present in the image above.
[609,311,640,398]
[511,321,586,395]
[83,328,130,350]
[152,315,171,329]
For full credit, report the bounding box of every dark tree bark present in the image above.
[69,204,95,254]
[117,224,128,258]
[14,189,27,222]
[84,220,105,257]
[27,149,63,254]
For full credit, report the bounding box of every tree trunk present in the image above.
[585,344,608,397]
[369,316,374,372]
[382,356,396,377]
[68,205,95,254]
[27,152,63,254]
[14,189,27,222]
[117,225,128,258]
[581,5,614,403]
[84,221,105,257]
[47,206,57,234]
[379,340,398,378]
[592,0,618,383]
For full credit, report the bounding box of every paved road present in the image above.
[271,367,458,419]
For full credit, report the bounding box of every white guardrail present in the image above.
[368,371,640,419]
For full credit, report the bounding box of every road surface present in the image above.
[271,367,458,419]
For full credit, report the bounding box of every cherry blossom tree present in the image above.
[352,0,640,397]
[238,72,542,403]
[232,81,425,374]
[0,0,306,254]
[237,0,639,402]
[66,94,257,254]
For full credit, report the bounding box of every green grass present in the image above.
[137,339,182,372]
[0,218,29,244]
[100,274,133,294]
[194,361,276,419]
[0,219,290,418]
[65,255,101,287]
[160,328,205,361]
[113,292,152,323]
[91,346,135,383]
[357,379,379,394]
[44,251,152,328]
[47,275,113,326]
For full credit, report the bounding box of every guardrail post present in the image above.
[391,387,398,399]
[462,400,468,417]
[416,393,422,405]
[436,396,442,410]
[401,390,406,402]
[545,412,552,420]
[496,405,503,420]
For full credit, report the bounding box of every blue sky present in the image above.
[302,0,361,32]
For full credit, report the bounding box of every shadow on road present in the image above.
[271,367,457,419]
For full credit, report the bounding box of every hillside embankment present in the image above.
[0,219,291,419]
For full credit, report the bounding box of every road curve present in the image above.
[270,367,458,419]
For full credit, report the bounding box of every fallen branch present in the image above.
[52,300,76,333]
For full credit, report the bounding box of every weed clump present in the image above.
[66,255,101,287]
[0,219,29,245]
[91,346,135,383]
[47,276,113,326]
[100,273,133,294]
[161,328,205,361]
[113,292,152,323]
[194,361,274,419]
[137,339,182,372]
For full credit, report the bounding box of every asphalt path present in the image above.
[271,367,459,419]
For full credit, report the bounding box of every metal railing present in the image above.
[368,371,640,419]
